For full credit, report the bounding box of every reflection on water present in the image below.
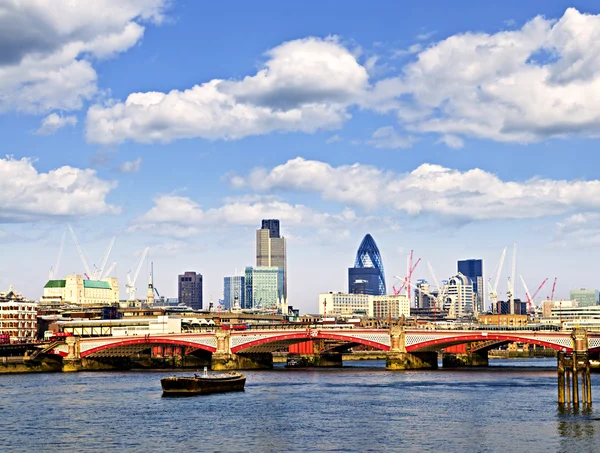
[0,358,599,452]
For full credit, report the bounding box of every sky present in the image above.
[3,0,600,312]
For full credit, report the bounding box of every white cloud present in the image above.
[416,31,436,41]
[116,157,142,173]
[368,126,417,149]
[325,134,342,144]
[0,0,167,114]
[86,37,369,144]
[0,156,119,222]
[375,8,600,144]
[234,157,600,221]
[34,113,77,135]
[436,134,464,149]
[129,195,364,238]
[554,213,600,247]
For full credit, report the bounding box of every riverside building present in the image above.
[42,275,119,307]
[318,293,410,319]
[0,286,37,341]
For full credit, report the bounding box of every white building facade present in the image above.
[42,275,119,306]
[0,287,37,341]
[318,293,410,319]
[444,273,474,318]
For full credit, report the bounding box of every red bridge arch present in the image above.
[79,337,216,358]
[407,334,572,353]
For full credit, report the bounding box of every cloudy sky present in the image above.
[3,0,600,311]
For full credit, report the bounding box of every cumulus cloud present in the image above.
[555,213,600,247]
[368,126,417,149]
[436,134,464,149]
[86,37,368,144]
[233,157,600,221]
[0,0,167,114]
[0,156,119,222]
[116,157,142,173]
[376,8,600,144]
[34,113,77,135]
[129,195,364,237]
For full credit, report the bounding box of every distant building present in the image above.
[570,289,599,307]
[415,279,436,309]
[348,234,386,296]
[444,273,474,318]
[178,272,203,310]
[493,299,526,315]
[478,314,528,327]
[457,259,484,313]
[245,266,284,310]
[0,286,37,341]
[256,219,287,298]
[318,293,410,319]
[224,276,245,310]
[42,275,119,307]
[541,300,577,318]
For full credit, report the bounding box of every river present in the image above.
[1,358,599,452]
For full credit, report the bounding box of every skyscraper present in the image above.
[348,234,386,295]
[245,266,284,310]
[457,259,483,313]
[256,219,286,298]
[178,271,203,310]
[223,275,245,310]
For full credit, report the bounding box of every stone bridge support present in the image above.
[386,326,438,370]
[211,330,273,371]
[442,343,489,368]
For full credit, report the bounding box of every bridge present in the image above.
[50,326,600,371]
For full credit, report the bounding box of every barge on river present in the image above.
[161,370,246,396]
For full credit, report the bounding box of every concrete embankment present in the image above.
[0,357,62,374]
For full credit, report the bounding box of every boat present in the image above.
[161,368,246,396]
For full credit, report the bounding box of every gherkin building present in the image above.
[348,234,386,295]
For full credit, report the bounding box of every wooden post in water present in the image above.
[557,351,565,405]
[572,351,579,406]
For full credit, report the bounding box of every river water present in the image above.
[1,359,599,452]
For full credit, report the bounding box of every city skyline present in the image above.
[4,1,600,313]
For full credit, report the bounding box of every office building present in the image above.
[256,219,287,298]
[415,279,436,309]
[570,289,599,307]
[178,272,203,310]
[457,259,483,313]
[444,273,474,318]
[223,276,245,310]
[42,275,119,306]
[318,292,410,318]
[348,234,386,295]
[0,286,37,341]
[245,266,284,310]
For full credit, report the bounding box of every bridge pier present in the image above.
[386,326,437,370]
[442,344,489,368]
[211,353,273,370]
[287,353,343,367]
[386,351,438,370]
[558,329,592,406]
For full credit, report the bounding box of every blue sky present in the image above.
[3,0,600,311]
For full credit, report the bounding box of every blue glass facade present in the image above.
[348,234,386,295]
[223,276,245,310]
[457,259,483,294]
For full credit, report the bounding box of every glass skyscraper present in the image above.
[223,275,245,310]
[457,259,483,312]
[348,234,386,295]
[245,266,284,310]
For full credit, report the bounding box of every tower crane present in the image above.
[126,247,149,301]
[393,251,421,298]
[103,262,117,278]
[519,276,548,314]
[488,247,507,314]
[48,228,66,280]
[507,242,517,314]
[92,236,115,280]
[395,275,447,320]
[549,277,558,301]
[68,224,92,279]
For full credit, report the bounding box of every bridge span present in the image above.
[51,326,600,371]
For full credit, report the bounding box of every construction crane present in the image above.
[507,242,517,314]
[488,247,507,314]
[68,224,92,279]
[395,275,447,320]
[393,251,421,298]
[103,262,117,278]
[549,277,558,301]
[519,276,548,314]
[48,228,66,280]
[126,247,149,301]
[91,236,115,280]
